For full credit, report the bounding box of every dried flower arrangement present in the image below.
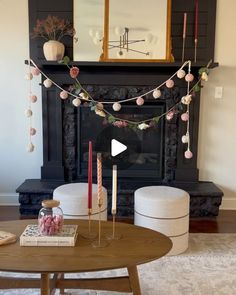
[31,15,75,41]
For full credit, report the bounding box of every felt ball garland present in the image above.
[182,62,193,159]
[28,58,212,159]
[25,60,40,153]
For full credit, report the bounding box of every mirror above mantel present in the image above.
[73,0,173,62]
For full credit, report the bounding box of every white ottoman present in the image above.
[134,186,190,255]
[53,183,107,220]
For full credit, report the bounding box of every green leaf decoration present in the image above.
[199,67,210,75]
[193,84,201,92]
[58,56,70,65]
[153,116,160,123]
[198,67,207,75]
[63,56,70,65]
[75,83,81,90]
[74,84,82,95]
[108,115,116,123]
[83,93,89,99]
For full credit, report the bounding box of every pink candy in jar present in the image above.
[38,200,64,235]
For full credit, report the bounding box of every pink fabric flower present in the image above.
[70,67,80,79]
[113,121,128,128]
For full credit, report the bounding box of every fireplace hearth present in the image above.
[17,62,223,218]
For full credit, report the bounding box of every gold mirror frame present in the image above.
[100,0,172,62]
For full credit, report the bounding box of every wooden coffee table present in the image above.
[0,219,172,295]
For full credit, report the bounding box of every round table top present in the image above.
[0,219,172,273]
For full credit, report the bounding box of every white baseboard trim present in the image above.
[0,193,19,206]
[220,198,236,210]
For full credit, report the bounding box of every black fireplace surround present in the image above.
[17,0,223,218]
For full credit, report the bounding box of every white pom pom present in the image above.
[72,98,81,107]
[153,89,161,99]
[43,79,52,88]
[177,69,186,79]
[25,109,33,117]
[182,135,189,144]
[27,142,35,152]
[113,102,121,112]
[25,73,33,80]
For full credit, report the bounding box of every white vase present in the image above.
[43,40,65,61]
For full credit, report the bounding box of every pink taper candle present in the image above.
[183,13,187,39]
[88,141,93,210]
[97,153,103,206]
[194,0,199,41]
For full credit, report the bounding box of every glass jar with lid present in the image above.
[38,200,64,236]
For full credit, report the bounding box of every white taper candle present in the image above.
[111,165,117,215]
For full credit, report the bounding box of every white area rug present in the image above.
[1,233,236,295]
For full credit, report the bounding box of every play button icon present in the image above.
[95,125,141,170]
[111,139,127,157]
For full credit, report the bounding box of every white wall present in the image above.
[198,0,236,209]
[0,0,235,209]
[0,0,42,205]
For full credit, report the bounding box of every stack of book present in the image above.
[20,224,78,246]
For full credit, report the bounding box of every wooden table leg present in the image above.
[41,273,50,295]
[58,273,65,295]
[127,265,142,295]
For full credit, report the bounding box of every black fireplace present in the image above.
[17,65,223,218]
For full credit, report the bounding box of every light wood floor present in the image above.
[0,206,236,233]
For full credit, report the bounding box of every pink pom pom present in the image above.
[166,79,175,88]
[185,74,194,82]
[60,91,69,100]
[31,67,40,76]
[181,112,189,121]
[166,111,174,121]
[136,97,144,106]
[185,150,193,159]
[30,95,37,103]
[30,127,36,136]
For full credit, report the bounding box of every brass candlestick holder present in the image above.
[80,209,97,240]
[106,210,122,240]
[92,204,108,248]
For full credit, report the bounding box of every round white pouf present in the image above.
[53,183,107,220]
[134,186,190,256]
